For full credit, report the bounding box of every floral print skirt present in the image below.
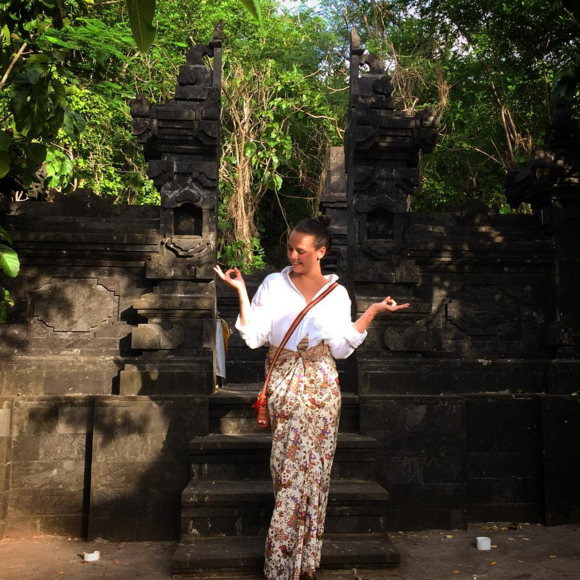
[264,336,341,580]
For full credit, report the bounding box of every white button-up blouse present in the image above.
[235,266,367,359]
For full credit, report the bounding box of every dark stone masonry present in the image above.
[0,24,222,542]
[0,23,579,575]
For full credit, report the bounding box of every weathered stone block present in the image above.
[466,452,539,479]
[387,484,466,510]
[384,327,434,352]
[32,278,117,332]
[4,515,86,538]
[544,506,580,526]
[543,457,580,506]
[44,370,113,396]
[9,460,85,491]
[547,363,580,394]
[466,396,538,432]
[379,457,424,485]
[467,428,538,453]
[91,489,150,518]
[132,323,184,350]
[11,433,87,462]
[119,369,213,396]
[482,371,543,393]
[541,396,580,434]
[423,456,464,484]
[91,460,188,490]
[543,431,580,454]
[93,397,209,437]
[468,477,539,505]
[387,508,466,531]
[7,490,85,517]
[88,395,210,540]
[93,433,188,463]
[2,369,46,396]
[0,443,8,472]
[467,503,539,524]
[381,432,465,457]
[57,406,93,434]
[12,405,59,436]
[362,397,464,433]
[147,489,183,519]
[0,409,10,437]
[137,516,180,541]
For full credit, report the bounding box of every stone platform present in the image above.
[171,384,400,576]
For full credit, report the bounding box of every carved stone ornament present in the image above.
[33,278,116,332]
[167,238,214,259]
[161,178,216,210]
[147,242,215,280]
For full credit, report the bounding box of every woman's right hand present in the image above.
[214,265,246,292]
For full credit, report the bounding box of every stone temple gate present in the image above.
[0,25,579,576]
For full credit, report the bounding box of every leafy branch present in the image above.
[0,224,20,323]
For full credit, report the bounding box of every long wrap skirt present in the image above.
[264,336,341,580]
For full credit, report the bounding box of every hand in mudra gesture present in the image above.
[373,296,410,314]
[214,265,246,292]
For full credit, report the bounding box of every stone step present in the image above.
[189,432,378,481]
[183,479,389,506]
[172,534,400,576]
[180,480,389,538]
[210,385,359,434]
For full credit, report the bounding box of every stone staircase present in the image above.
[172,384,400,577]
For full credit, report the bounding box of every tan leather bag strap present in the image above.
[259,281,339,400]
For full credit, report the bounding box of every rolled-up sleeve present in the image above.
[235,277,273,349]
[327,288,367,359]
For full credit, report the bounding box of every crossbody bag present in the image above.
[254,281,339,429]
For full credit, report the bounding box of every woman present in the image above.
[214,217,409,580]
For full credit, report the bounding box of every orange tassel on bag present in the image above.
[252,282,338,431]
[253,392,269,429]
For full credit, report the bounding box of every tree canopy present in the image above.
[0,0,579,275]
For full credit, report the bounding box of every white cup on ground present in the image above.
[476,537,491,550]
[83,551,100,562]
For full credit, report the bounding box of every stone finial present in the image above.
[350,28,363,56]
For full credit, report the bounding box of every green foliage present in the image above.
[1,0,578,277]
[0,224,19,322]
[320,0,579,211]
[127,0,157,52]
[0,243,19,278]
[124,0,262,53]
[0,0,88,190]
[213,4,344,269]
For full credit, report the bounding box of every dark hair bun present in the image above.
[293,216,333,252]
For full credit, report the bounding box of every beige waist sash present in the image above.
[267,335,330,365]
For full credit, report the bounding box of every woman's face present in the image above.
[287,230,326,274]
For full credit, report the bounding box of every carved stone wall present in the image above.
[0,26,578,538]
[341,30,580,528]
[0,26,222,539]
[121,25,222,395]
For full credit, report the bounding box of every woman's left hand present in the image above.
[373,296,410,314]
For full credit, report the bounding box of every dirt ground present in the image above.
[0,523,578,580]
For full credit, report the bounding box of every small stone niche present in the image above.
[367,208,394,240]
[174,203,203,237]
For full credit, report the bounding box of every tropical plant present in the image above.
[0,224,19,322]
